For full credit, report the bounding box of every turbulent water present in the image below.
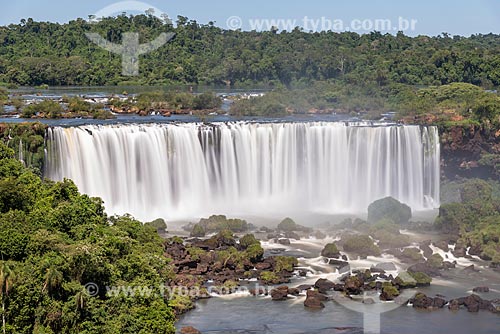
[45,122,440,221]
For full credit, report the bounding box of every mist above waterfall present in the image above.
[45,122,440,221]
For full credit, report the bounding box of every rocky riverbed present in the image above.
[164,214,500,334]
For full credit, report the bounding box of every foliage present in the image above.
[239,234,259,249]
[259,271,279,284]
[22,100,63,119]
[197,215,248,233]
[1,16,500,89]
[0,141,176,333]
[342,235,381,257]
[320,243,340,258]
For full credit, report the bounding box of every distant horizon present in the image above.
[1,0,499,37]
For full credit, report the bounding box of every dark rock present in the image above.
[420,240,433,259]
[270,286,289,301]
[433,297,447,308]
[315,278,336,293]
[468,244,482,256]
[328,259,350,272]
[295,284,313,292]
[341,254,348,261]
[461,294,491,312]
[363,298,375,304]
[254,262,272,270]
[181,326,201,334]
[407,262,440,277]
[304,290,327,309]
[448,299,461,311]
[276,238,291,245]
[412,293,434,309]
[443,261,456,269]
[434,240,450,252]
[288,287,300,296]
[344,276,363,295]
[452,246,467,258]
[472,286,490,293]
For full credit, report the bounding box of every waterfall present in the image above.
[45,122,440,221]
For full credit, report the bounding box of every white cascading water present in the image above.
[44,122,440,221]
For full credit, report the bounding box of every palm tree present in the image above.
[0,262,16,334]
[42,267,63,296]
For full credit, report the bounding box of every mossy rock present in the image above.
[260,271,280,284]
[427,253,444,269]
[198,215,249,233]
[321,242,340,258]
[239,234,259,249]
[342,235,381,257]
[245,243,264,262]
[190,223,206,237]
[277,217,311,232]
[380,283,400,301]
[367,197,412,224]
[145,218,167,231]
[401,248,424,262]
[373,230,411,248]
[409,271,432,286]
[395,271,417,288]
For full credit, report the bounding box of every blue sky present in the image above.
[1,0,499,36]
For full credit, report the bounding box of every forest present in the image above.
[0,15,499,88]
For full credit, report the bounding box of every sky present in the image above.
[1,0,499,36]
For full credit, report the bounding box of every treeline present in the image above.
[0,15,499,87]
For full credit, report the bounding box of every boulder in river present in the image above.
[270,286,289,301]
[321,242,340,258]
[304,290,327,309]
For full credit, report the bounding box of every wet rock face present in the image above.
[270,286,290,301]
[304,290,327,309]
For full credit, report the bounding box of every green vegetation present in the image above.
[435,178,500,265]
[1,16,499,88]
[239,234,260,249]
[321,243,340,258]
[0,123,46,173]
[342,235,381,257]
[195,215,249,234]
[367,197,412,224]
[0,141,177,333]
[114,91,221,114]
[259,271,280,284]
[20,97,114,120]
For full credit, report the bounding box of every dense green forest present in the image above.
[0,142,177,333]
[0,15,499,87]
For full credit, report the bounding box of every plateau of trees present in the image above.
[0,15,499,88]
